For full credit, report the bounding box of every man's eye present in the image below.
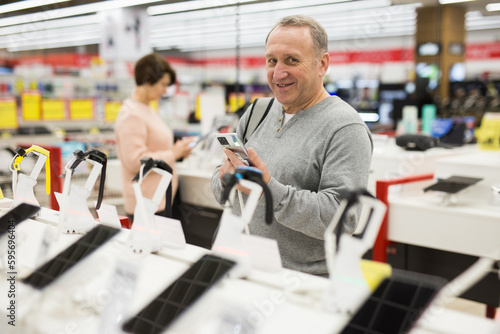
[267,58,276,65]
[288,58,298,63]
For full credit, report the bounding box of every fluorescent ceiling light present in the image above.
[0,25,100,47]
[7,36,100,52]
[0,0,165,28]
[0,14,100,37]
[439,0,477,4]
[154,25,416,52]
[467,23,500,30]
[148,0,256,15]
[486,3,500,11]
[150,0,386,24]
[0,0,70,14]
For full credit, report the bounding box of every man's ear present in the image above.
[319,52,330,77]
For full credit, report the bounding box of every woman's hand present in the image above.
[173,137,195,160]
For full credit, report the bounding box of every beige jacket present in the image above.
[114,98,178,215]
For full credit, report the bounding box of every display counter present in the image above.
[0,206,497,334]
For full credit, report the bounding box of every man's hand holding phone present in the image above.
[218,147,271,194]
[215,133,251,165]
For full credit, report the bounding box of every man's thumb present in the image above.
[248,148,261,166]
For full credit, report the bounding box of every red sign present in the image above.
[466,42,500,60]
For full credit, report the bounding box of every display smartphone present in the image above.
[339,270,445,334]
[22,224,120,289]
[0,203,40,237]
[122,254,236,334]
[188,132,210,149]
[215,133,251,165]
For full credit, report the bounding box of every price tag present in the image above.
[21,91,41,121]
[104,101,122,122]
[96,202,122,229]
[70,99,93,120]
[42,99,66,120]
[241,234,282,273]
[0,98,18,129]
[153,215,186,248]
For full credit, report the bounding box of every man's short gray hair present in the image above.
[265,15,328,58]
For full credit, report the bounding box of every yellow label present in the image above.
[104,101,122,122]
[194,95,201,121]
[21,92,41,121]
[476,119,500,151]
[0,99,18,129]
[228,93,246,113]
[42,99,66,120]
[70,99,93,120]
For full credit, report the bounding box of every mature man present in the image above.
[211,15,372,276]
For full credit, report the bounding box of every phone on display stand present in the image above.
[215,133,251,165]
[122,254,236,334]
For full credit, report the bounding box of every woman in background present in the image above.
[115,53,193,223]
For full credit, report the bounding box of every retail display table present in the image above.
[0,212,497,333]
[388,192,500,258]
[369,137,477,193]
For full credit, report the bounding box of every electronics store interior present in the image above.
[1,0,500,333]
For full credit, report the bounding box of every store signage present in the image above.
[0,98,18,130]
[467,42,500,60]
[21,91,41,121]
[42,99,66,120]
[104,101,122,122]
[70,99,94,120]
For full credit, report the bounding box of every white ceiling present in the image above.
[0,0,498,54]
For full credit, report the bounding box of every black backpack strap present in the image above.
[242,97,275,144]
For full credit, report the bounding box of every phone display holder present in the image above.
[57,149,107,235]
[23,224,120,289]
[423,175,483,205]
[212,166,273,275]
[122,254,235,334]
[17,224,120,330]
[9,145,51,209]
[323,189,387,316]
[0,203,40,273]
[340,269,446,334]
[127,157,173,254]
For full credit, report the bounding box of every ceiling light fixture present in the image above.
[6,35,100,52]
[438,0,477,4]
[0,14,100,37]
[148,0,257,16]
[0,0,165,28]
[0,0,71,14]
[486,3,500,11]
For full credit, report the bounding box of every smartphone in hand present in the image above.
[215,133,251,165]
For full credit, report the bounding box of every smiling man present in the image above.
[211,15,373,276]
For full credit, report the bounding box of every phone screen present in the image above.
[122,254,235,334]
[0,203,40,237]
[22,224,120,289]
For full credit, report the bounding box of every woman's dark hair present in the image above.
[134,53,176,86]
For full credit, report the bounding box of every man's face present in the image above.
[265,26,328,113]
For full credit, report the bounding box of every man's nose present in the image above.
[273,63,288,81]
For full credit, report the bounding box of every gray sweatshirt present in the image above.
[211,96,373,276]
